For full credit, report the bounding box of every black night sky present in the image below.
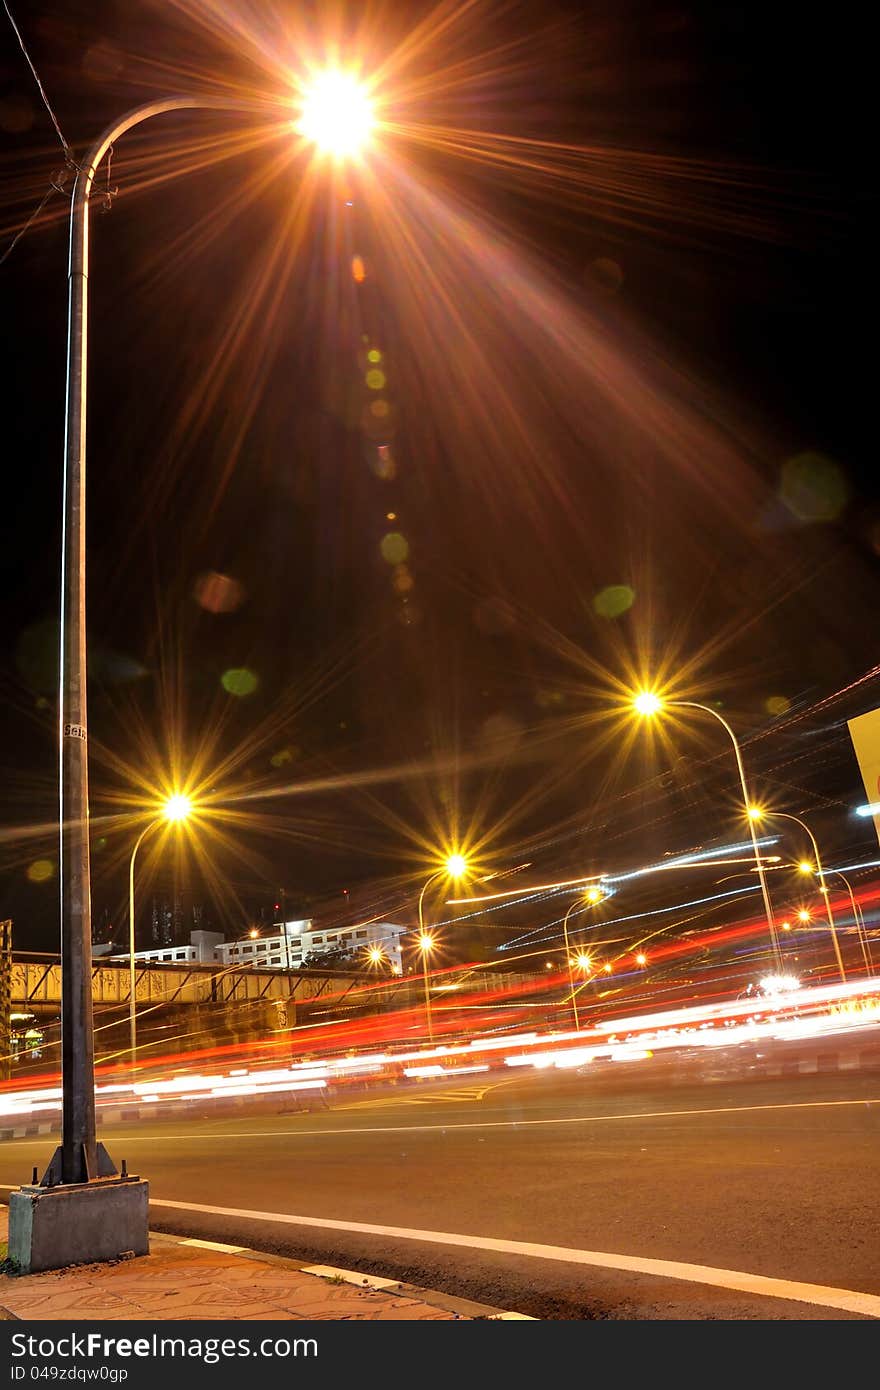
[1,1,878,959]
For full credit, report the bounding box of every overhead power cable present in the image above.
[2,0,75,164]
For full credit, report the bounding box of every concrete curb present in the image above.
[0,1218,533,1321]
[157,1232,535,1319]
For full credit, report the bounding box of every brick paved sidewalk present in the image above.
[0,1207,519,1321]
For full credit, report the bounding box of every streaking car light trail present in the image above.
[3,975,879,1121]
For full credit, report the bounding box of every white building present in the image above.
[118,920,406,973]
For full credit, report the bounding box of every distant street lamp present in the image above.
[822,868,874,977]
[416,854,469,1043]
[632,692,782,969]
[747,808,846,983]
[128,794,192,1071]
[416,932,437,1042]
[560,885,604,1031]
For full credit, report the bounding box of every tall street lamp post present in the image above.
[748,808,846,983]
[416,855,468,1044]
[560,883,603,1032]
[823,869,873,977]
[128,794,192,1072]
[633,692,782,970]
[9,78,374,1275]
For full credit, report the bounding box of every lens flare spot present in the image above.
[194,571,245,614]
[593,584,635,618]
[367,348,383,364]
[365,369,386,390]
[270,746,298,768]
[27,859,54,884]
[370,399,390,419]
[393,566,414,594]
[765,695,791,717]
[351,255,366,282]
[381,532,409,566]
[221,667,258,697]
[780,451,849,522]
[371,444,396,479]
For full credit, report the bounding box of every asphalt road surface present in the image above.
[3,1061,880,1319]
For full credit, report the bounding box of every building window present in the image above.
[269,956,280,965]
[312,936,324,945]
[355,930,368,939]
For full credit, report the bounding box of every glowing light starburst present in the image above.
[296,70,375,158]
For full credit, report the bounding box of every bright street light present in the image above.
[44,78,376,1227]
[747,807,845,982]
[560,883,604,1032]
[416,854,469,1043]
[164,793,192,823]
[296,69,375,157]
[632,691,782,969]
[633,690,663,717]
[128,792,194,1073]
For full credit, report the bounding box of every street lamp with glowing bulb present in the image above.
[632,693,781,968]
[37,70,381,1258]
[747,807,845,982]
[128,792,193,1072]
[560,884,604,1032]
[296,70,375,158]
[415,853,469,1044]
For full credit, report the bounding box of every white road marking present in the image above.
[0,1179,875,1315]
[301,1264,400,1290]
[145,1195,880,1318]
[1,1092,873,1144]
[179,1237,246,1253]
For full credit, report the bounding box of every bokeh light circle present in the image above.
[593,584,635,618]
[221,667,259,697]
[780,451,849,522]
[380,532,409,565]
[27,859,55,884]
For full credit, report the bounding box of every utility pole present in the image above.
[0,920,12,1083]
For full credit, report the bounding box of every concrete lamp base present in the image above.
[7,1177,149,1274]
